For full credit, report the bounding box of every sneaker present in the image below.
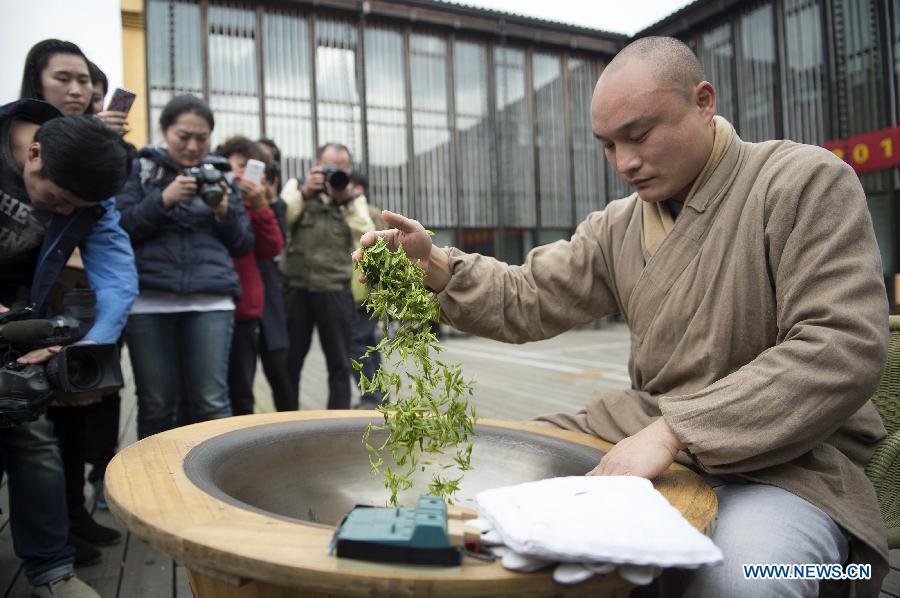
[70,506,121,546]
[92,480,107,511]
[31,573,100,597]
[69,535,101,568]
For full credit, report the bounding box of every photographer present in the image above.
[216,136,284,416]
[116,94,253,440]
[0,99,134,598]
[280,143,375,410]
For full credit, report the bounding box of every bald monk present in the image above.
[354,37,888,597]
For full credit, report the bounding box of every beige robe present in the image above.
[436,122,890,596]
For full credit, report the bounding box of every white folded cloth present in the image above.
[475,475,722,580]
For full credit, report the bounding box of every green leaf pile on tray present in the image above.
[354,236,477,506]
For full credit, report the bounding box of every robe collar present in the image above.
[627,117,745,347]
[641,116,736,258]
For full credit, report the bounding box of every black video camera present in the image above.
[322,165,350,192]
[184,163,227,208]
[0,290,123,428]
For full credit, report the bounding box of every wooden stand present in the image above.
[105,411,717,598]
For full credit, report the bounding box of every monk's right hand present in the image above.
[353,210,433,267]
[353,211,452,292]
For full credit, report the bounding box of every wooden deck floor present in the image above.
[2,322,899,596]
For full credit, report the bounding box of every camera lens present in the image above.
[201,187,224,207]
[327,169,350,192]
[65,351,102,390]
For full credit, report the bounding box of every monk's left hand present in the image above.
[587,418,686,479]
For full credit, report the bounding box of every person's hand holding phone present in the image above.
[99,88,137,134]
[237,159,267,211]
[95,110,129,133]
[239,178,267,212]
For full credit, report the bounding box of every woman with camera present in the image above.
[116,94,253,440]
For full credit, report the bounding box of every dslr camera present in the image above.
[183,163,227,207]
[322,165,350,192]
[0,290,123,428]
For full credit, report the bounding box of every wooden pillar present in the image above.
[120,0,149,147]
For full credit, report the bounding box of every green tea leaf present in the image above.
[355,237,477,506]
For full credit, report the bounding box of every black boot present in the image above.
[69,505,122,546]
[69,534,102,567]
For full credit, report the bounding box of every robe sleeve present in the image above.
[435,210,621,343]
[659,148,889,474]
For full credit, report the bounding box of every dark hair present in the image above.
[216,135,264,162]
[20,39,90,106]
[349,171,368,193]
[316,142,352,163]
[257,137,281,163]
[88,60,108,98]
[265,160,281,185]
[159,94,215,132]
[35,116,132,203]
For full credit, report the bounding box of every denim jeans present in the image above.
[126,311,234,439]
[350,304,385,404]
[0,415,74,585]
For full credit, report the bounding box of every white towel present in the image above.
[476,476,723,568]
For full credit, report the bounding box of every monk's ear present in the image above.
[694,81,716,123]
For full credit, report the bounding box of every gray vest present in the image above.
[281,196,353,292]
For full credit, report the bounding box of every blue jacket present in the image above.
[31,198,138,343]
[0,99,138,344]
[116,146,254,300]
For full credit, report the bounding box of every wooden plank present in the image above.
[118,346,138,449]
[0,533,21,597]
[75,509,128,598]
[117,534,174,598]
[6,567,29,597]
[174,563,192,598]
[0,534,23,597]
[0,475,24,596]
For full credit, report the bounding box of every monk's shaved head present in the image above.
[604,36,703,99]
[591,35,716,203]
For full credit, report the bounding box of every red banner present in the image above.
[822,126,900,174]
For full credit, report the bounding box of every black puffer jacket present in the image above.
[115,146,253,299]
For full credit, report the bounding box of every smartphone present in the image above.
[244,159,265,184]
[106,88,137,115]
